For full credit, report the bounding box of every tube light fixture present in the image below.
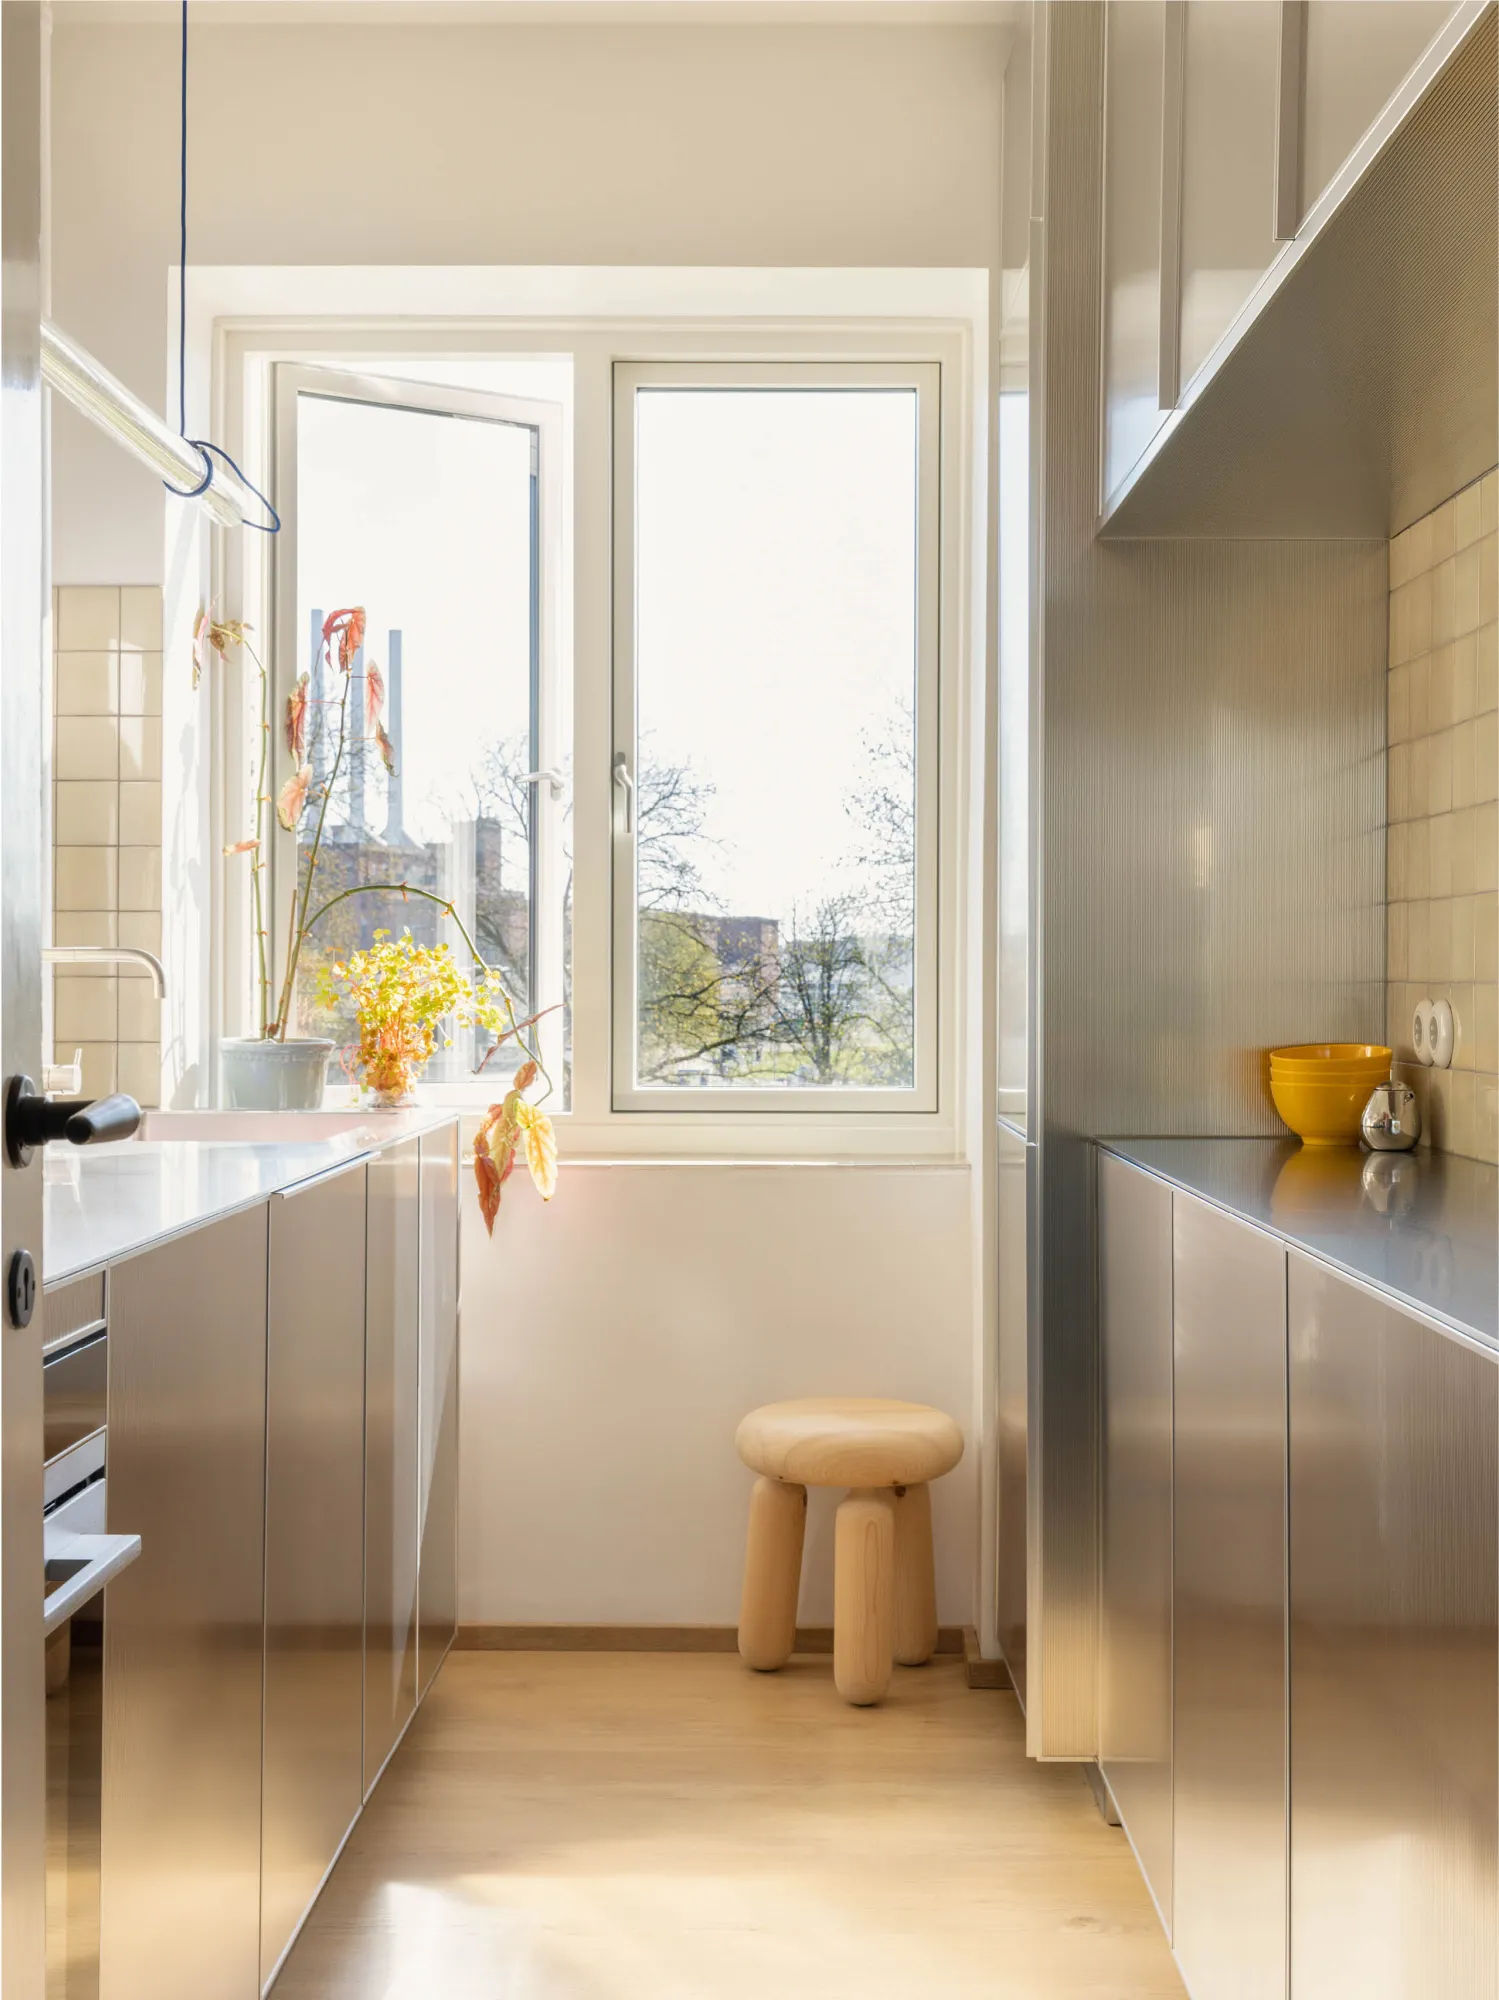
[41,318,257,532]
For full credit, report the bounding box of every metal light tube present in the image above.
[40,319,251,531]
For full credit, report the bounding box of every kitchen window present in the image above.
[251,326,959,1146]
[612,362,941,1112]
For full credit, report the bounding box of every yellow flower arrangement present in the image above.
[317,929,514,1106]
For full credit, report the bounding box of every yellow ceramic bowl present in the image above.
[1268,1072,1378,1147]
[1270,1060,1390,1084]
[1268,1043,1392,1069]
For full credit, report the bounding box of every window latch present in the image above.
[522,766,565,802]
[612,751,636,836]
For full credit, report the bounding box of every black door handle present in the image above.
[5,1076,142,1167]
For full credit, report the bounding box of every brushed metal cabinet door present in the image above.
[1288,1253,1498,2000]
[417,1126,460,1699]
[1172,1192,1287,2000]
[365,1138,420,1792]
[261,1166,367,1986]
[1098,1154,1174,1930]
[100,1204,269,2000]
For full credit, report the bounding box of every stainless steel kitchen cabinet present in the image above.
[364,1136,421,1793]
[100,1204,269,2000]
[417,1125,460,1699]
[1178,0,1281,388]
[1301,1,1460,216]
[1288,1253,1498,2000]
[1172,1193,1286,2000]
[261,1165,368,1989]
[1101,0,1171,504]
[1098,1154,1174,1930]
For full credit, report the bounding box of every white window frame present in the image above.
[203,289,978,1160]
[611,358,942,1114]
[266,362,568,1088]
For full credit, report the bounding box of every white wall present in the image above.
[48,13,999,1628]
[49,17,1006,583]
[459,1161,976,1626]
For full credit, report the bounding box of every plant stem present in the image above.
[242,636,272,1037]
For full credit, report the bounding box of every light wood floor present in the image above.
[273,1651,1186,2000]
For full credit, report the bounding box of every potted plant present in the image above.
[198,606,550,1130]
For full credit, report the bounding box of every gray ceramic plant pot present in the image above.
[220,1037,334,1111]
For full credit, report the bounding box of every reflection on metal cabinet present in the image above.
[1172,1193,1286,2000]
[1289,1253,1498,2000]
[417,1126,460,1699]
[365,1138,421,1793]
[1098,1156,1174,1931]
[995,1123,1030,1706]
[100,1205,269,2000]
[262,1165,368,1987]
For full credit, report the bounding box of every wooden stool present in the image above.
[734,1397,964,1706]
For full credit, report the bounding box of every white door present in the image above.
[2,3,50,1991]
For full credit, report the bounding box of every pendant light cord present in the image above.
[164,0,280,531]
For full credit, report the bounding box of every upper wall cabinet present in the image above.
[1098,0,1485,532]
[1102,0,1168,500]
[1302,2,1460,214]
[1177,0,1281,392]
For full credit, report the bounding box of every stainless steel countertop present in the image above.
[44,1109,460,1285]
[1100,1138,1498,1351]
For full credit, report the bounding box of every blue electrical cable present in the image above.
[163,0,280,533]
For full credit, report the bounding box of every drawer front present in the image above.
[41,1272,105,1355]
[43,1330,106,1464]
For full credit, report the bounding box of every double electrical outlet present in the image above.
[1412,997,1459,1069]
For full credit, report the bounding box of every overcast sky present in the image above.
[296,361,918,934]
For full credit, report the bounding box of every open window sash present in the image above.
[268,363,565,1097]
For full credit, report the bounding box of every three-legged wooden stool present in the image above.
[734,1398,964,1706]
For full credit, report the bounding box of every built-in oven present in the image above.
[41,1279,139,2000]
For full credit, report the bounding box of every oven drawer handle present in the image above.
[43,1532,141,1636]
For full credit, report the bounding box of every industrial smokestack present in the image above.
[382,627,407,846]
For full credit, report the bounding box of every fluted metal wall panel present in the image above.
[1104,8,1497,538]
[1026,0,1388,1757]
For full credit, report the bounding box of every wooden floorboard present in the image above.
[272,1651,1186,1999]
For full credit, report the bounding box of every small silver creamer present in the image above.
[1361,1080,1421,1152]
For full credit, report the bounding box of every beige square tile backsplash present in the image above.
[52,586,163,1106]
[1387,469,1499,1163]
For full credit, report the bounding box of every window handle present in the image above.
[522,766,565,802]
[612,751,636,835]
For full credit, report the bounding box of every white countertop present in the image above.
[44,1109,460,1286]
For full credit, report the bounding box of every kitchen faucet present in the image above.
[43,945,167,997]
[41,946,167,1096]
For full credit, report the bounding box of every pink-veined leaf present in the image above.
[222,838,259,857]
[320,606,367,673]
[365,659,385,731]
[374,721,396,776]
[473,1144,502,1237]
[276,764,313,832]
[515,1102,558,1203]
[513,1058,538,1093]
